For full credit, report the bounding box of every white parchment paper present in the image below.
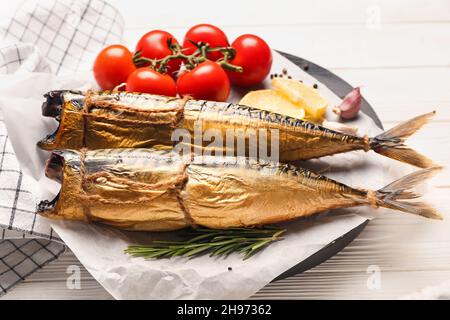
[0,52,406,299]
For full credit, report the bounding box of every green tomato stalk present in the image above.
[132,39,243,74]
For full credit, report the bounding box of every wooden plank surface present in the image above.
[2,0,450,299]
[121,25,450,69]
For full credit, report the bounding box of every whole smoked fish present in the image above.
[38,90,435,168]
[39,148,442,231]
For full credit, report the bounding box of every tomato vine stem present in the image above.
[132,40,243,74]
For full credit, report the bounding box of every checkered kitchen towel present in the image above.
[0,0,124,296]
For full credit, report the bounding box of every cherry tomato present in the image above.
[93,45,136,90]
[135,30,182,77]
[182,24,229,61]
[126,68,177,97]
[227,34,272,87]
[177,61,230,102]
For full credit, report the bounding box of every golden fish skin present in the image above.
[38,90,435,168]
[42,149,189,231]
[39,91,180,151]
[38,149,441,232]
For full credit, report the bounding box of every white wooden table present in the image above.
[2,0,450,299]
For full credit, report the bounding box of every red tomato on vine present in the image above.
[182,24,229,61]
[177,61,230,101]
[135,30,182,76]
[93,45,136,90]
[126,68,177,96]
[227,34,272,87]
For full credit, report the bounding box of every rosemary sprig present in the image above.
[124,226,286,260]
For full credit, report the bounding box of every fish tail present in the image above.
[369,111,435,168]
[366,166,443,219]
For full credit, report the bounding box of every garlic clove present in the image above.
[333,87,362,119]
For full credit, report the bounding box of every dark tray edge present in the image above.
[272,51,383,281]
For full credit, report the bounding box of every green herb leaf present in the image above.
[125,226,285,260]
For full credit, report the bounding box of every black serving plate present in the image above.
[273,52,382,281]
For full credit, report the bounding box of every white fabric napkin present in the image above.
[0,0,123,296]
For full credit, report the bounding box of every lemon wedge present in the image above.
[271,78,327,122]
[239,89,305,119]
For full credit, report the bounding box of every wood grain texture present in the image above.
[120,25,450,69]
[1,0,450,299]
[108,0,450,27]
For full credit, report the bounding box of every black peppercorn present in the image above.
[313,83,318,89]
